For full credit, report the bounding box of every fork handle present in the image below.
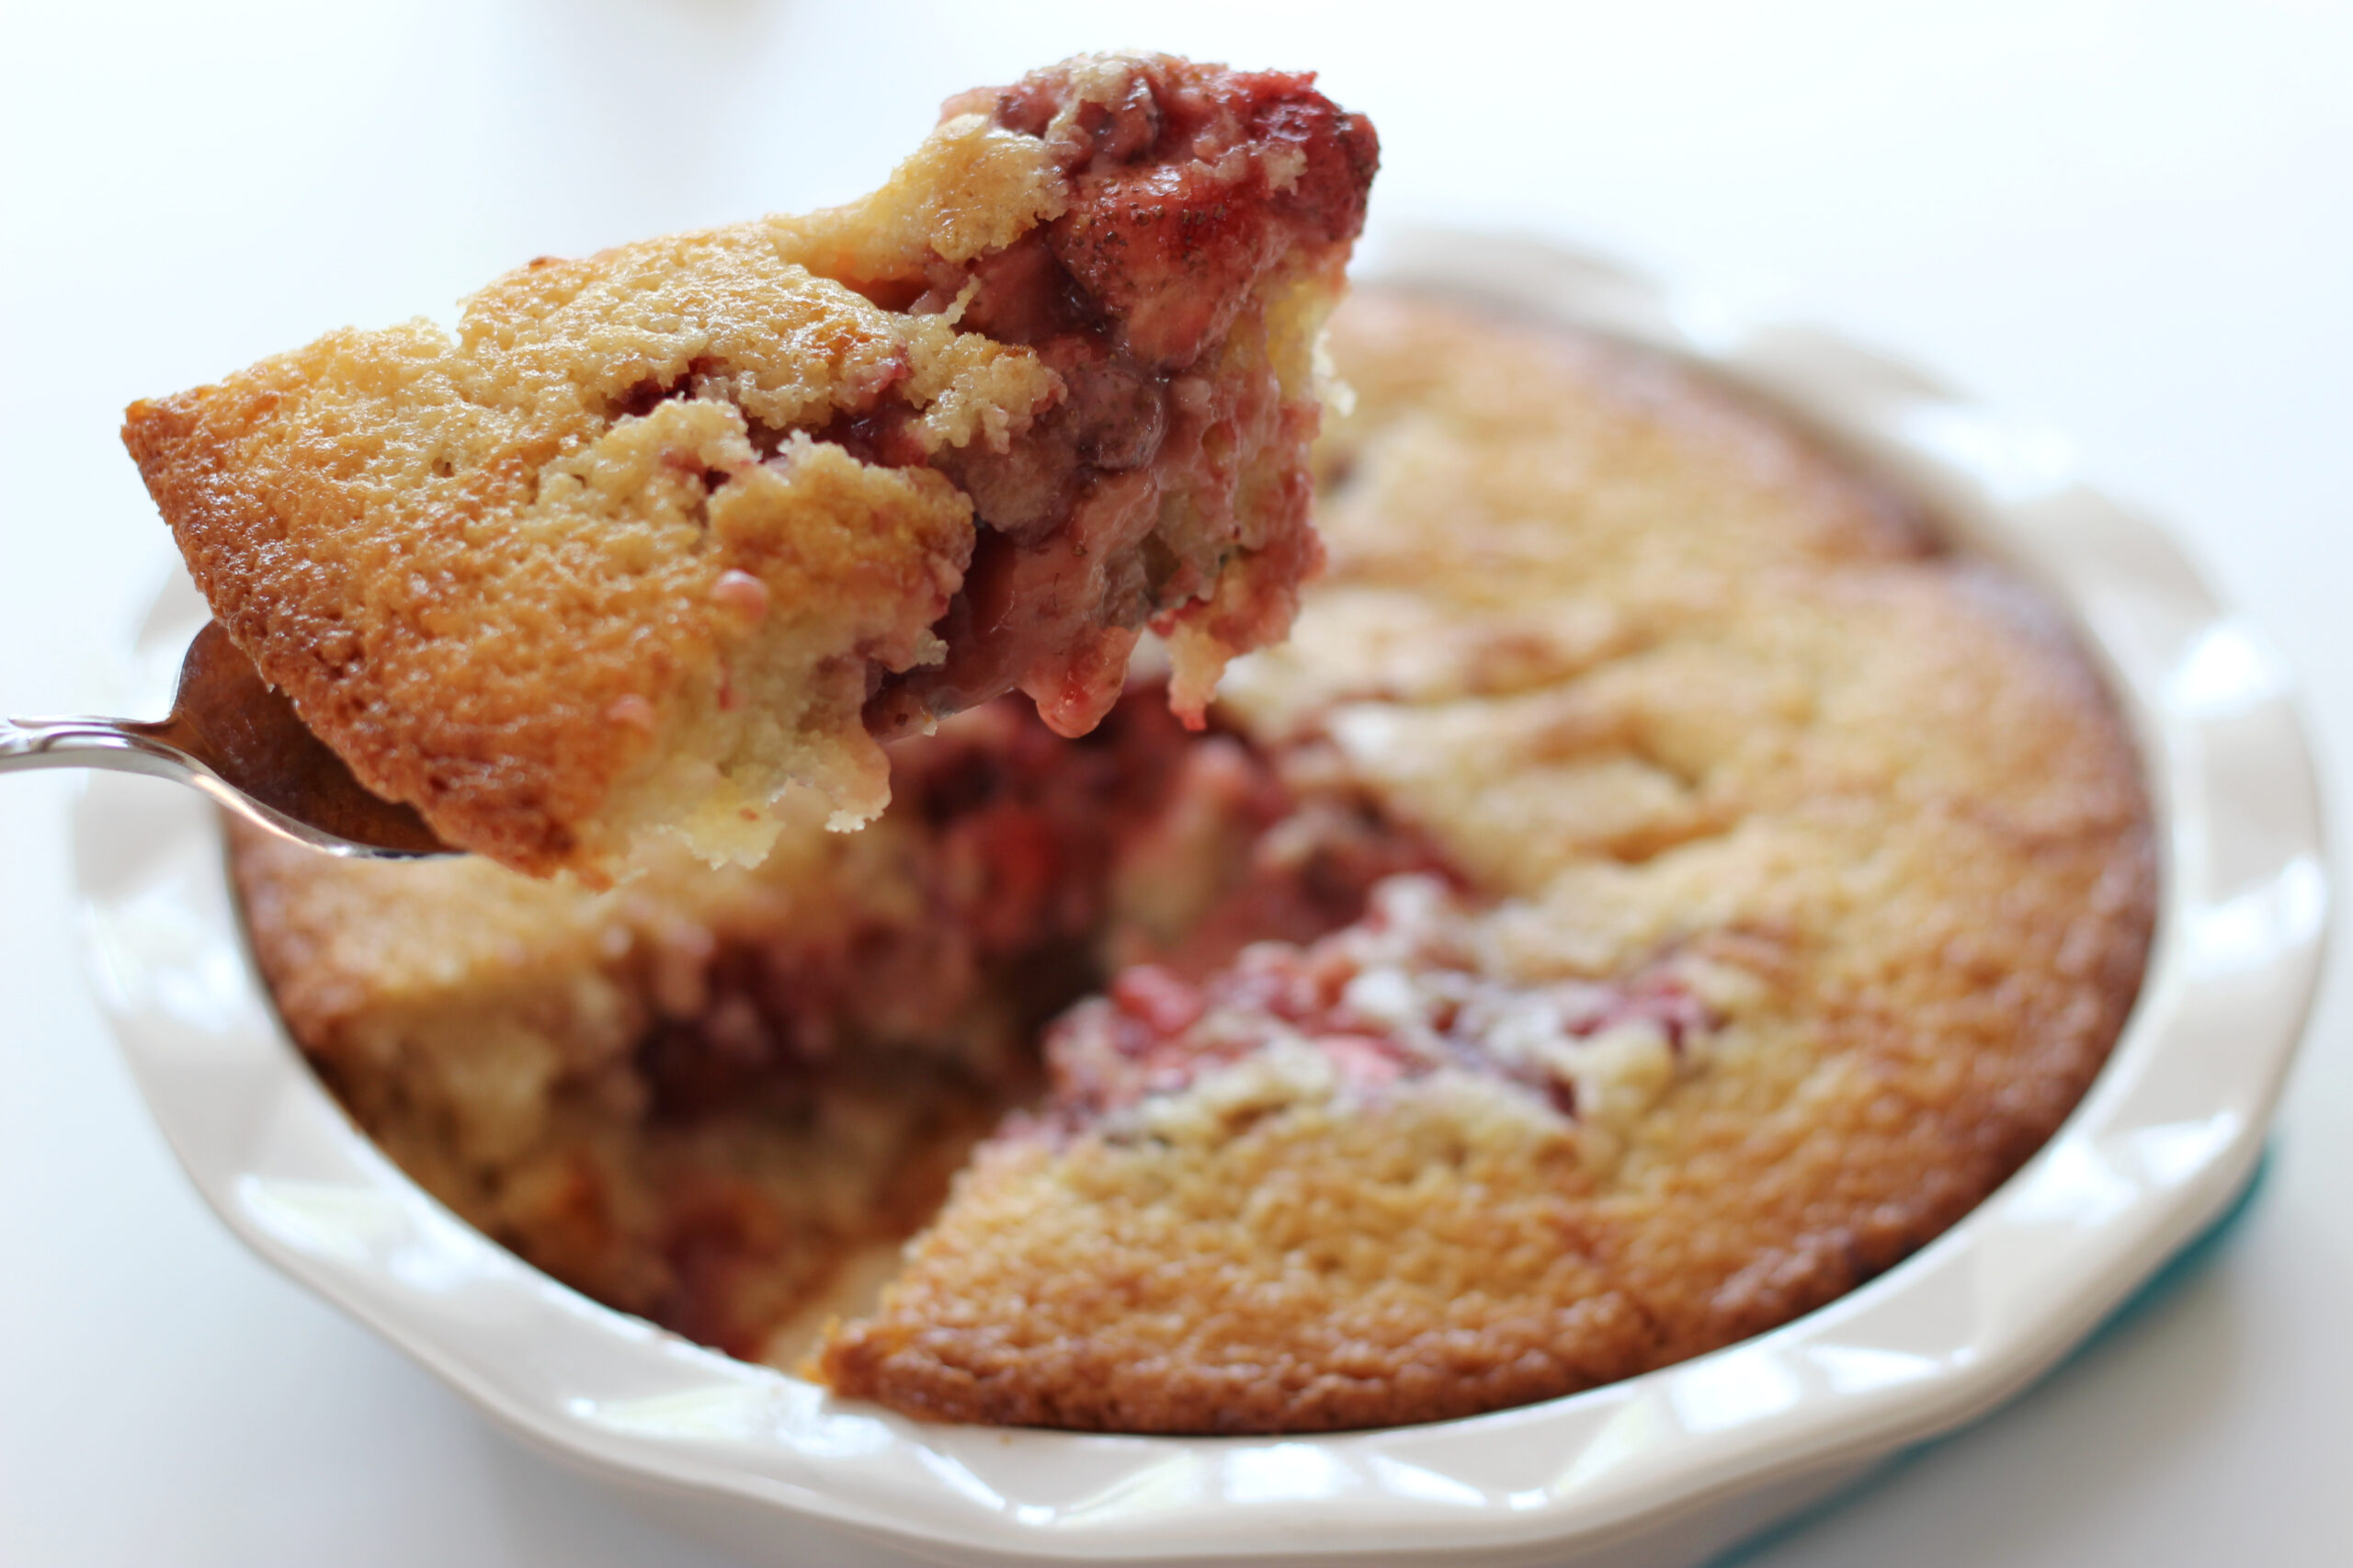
[0,714,202,784]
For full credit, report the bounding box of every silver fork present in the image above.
[1,621,451,858]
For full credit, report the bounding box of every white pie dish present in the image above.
[74,227,2326,1568]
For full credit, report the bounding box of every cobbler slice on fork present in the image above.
[125,52,1377,881]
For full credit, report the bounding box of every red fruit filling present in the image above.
[862,54,1381,740]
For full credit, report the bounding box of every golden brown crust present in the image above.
[127,202,1041,879]
[129,53,1377,882]
[812,1078,1663,1430]
[809,294,2155,1433]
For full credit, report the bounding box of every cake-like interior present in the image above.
[130,52,1377,881]
[233,290,2154,1433]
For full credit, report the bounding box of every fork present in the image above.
[1,620,451,858]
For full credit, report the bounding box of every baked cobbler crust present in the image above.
[231,290,2154,1435]
[131,53,1376,881]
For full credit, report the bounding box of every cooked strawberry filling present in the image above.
[625,685,1434,1133]
[864,55,1379,740]
[1048,878,1723,1129]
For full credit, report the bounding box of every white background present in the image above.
[3,1,2347,1562]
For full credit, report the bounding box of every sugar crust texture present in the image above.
[231,291,2154,1435]
[131,53,1375,881]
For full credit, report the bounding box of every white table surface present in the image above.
[4,2,2347,1562]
